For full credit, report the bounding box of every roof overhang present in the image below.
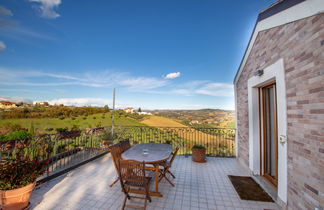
[233,0,324,85]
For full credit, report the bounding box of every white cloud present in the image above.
[0,95,33,103]
[29,0,61,19]
[120,77,167,90]
[0,41,6,51]
[0,67,168,90]
[42,98,110,107]
[43,97,128,108]
[195,83,234,97]
[0,68,233,98]
[149,81,234,97]
[165,72,180,79]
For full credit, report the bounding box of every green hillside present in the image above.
[0,112,145,134]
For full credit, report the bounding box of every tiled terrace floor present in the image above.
[30,154,279,210]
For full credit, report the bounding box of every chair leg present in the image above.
[122,195,128,210]
[164,175,175,187]
[109,177,119,187]
[144,196,147,210]
[158,170,166,182]
[167,170,176,178]
[159,169,175,187]
[145,186,151,202]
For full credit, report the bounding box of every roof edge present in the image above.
[233,0,308,84]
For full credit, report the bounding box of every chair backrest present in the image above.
[109,142,123,171]
[120,139,131,152]
[118,159,146,187]
[169,146,180,165]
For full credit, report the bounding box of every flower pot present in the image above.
[0,183,35,210]
[192,147,206,163]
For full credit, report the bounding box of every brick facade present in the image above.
[235,13,324,209]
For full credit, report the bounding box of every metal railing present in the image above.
[110,126,235,157]
[0,130,107,181]
[0,126,235,180]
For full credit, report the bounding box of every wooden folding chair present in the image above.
[118,159,152,210]
[109,143,124,187]
[120,139,131,152]
[158,146,180,187]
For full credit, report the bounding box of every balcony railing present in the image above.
[111,126,235,156]
[0,126,235,181]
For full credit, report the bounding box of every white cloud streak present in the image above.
[0,67,167,90]
[41,97,127,108]
[0,41,6,51]
[0,68,233,98]
[120,77,167,90]
[43,98,111,107]
[0,95,33,103]
[195,83,234,97]
[165,72,180,79]
[144,81,233,97]
[29,0,61,19]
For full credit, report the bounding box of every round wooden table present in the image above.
[122,143,173,197]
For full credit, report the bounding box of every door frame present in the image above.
[259,82,278,187]
[247,59,287,203]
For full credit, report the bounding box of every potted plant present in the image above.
[0,157,47,210]
[192,144,207,163]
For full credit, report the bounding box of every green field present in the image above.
[0,112,145,134]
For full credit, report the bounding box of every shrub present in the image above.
[0,157,48,190]
[58,116,65,120]
[0,130,32,141]
[192,144,205,149]
[93,116,96,119]
[56,127,69,133]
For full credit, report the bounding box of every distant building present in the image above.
[123,107,135,113]
[189,120,200,125]
[138,111,152,115]
[34,102,49,106]
[0,101,17,109]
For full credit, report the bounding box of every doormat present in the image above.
[228,175,274,202]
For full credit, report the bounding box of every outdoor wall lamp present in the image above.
[254,69,264,76]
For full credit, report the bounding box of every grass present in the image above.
[140,116,235,146]
[0,113,145,134]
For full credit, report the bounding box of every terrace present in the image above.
[1,127,279,210]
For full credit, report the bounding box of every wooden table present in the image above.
[121,143,172,197]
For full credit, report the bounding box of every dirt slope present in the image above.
[141,116,187,127]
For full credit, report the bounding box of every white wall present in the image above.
[247,59,288,203]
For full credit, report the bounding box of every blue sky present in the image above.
[0,0,275,110]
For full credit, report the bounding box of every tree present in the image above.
[138,107,142,113]
[104,105,109,112]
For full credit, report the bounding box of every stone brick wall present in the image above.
[235,13,323,209]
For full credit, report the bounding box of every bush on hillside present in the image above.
[56,127,69,133]
[0,130,32,142]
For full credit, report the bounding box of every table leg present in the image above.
[155,164,159,193]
